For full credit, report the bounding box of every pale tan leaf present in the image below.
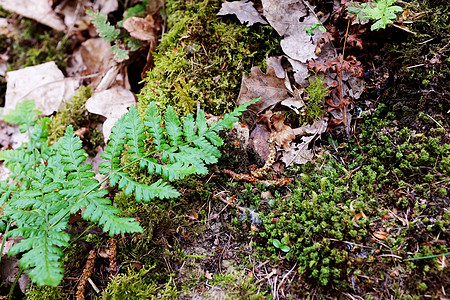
[218,0,267,27]
[4,62,79,115]
[85,85,136,141]
[0,0,66,31]
[123,16,158,42]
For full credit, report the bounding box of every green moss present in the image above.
[300,74,329,125]
[101,265,178,299]
[2,18,69,71]
[138,0,281,116]
[47,86,104,155]
[25,285,66,300]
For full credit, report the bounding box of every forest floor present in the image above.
[0,0,449,299]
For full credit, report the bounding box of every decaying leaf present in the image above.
[281,135,315,166]
[85,85,136,141]
[218,0,268,26]
[237,66,291,114]
[250,123,272,161]
[262,0,322,62]
[271,112,295,151]
[373,231,388,240]
[4,61,79,116]
[281,117,328,166]
[123,16,158,42]
[0,0,66,31]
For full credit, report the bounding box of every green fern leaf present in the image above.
[182,114,196,143]
[144,102,166,149]
[99,113,128,174]
[165,106,183,147]
[86,10,120,42]
[124,105,146,158]
[2,100,41,132]
[114,173,180,201]
[196,109,208,136]
[210,97,259,132]
[8,229,70,286]
[56,126,142,235]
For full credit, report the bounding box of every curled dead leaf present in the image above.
[373,231,388,240]
[271,112,295,151]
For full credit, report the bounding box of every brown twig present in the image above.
[108,237,118,275]
[76,249,97,300]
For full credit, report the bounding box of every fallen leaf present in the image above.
[373,231,388,240]
[85,85,136,141]
[0,0,66,31]
[281,117,328,166]
[249,123,271,161]
[281,135,315,166]
[218,0,268,27]
[123,16,158,42]
[265,56,286,79]
[292,116,328,136]
[271,112,295,151]
[280,89,306,114]
[237,66,291,114]
[4,61,79,115]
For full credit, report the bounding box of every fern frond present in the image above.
[124,105,146,158]
[165,106,183,147]
[2,100,41,132]
[113,172,180,201]
[144,102,166,149]
[74,189,142,236]
[86,10,120,42]
[209,97,260,132]
[180,113,195,143]
[7,229,70,286]
[56,126,142,235]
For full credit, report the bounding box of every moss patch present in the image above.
[138,0,281,116]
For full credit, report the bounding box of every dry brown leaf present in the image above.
[4,62,79,115]
[281,117,328,166]
[0,0,66,31]
[237,66,290,114]
[218,0,268,27]
[123,16,158,42]
[249,123,271,161]
[271,112,295,151]
[85,85,136,141]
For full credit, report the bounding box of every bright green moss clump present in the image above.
[102,265,178,300]
[138,0,281,116]
[47,86,104,155]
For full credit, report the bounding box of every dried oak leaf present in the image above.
[217,0,268,26]
[4,61,79,115]
[237,66,290,114]
[307,55,364,77]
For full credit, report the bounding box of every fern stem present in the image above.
[0,221,11,265]
[8,267,23,300]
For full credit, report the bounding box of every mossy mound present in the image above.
[138,0,281,116]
